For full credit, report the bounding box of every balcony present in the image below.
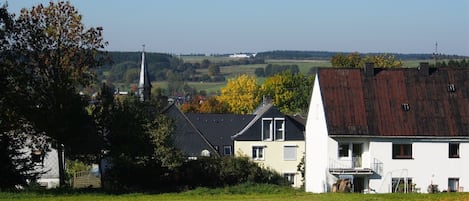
[329,157,383,175]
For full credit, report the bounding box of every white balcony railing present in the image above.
[329,157,383,175]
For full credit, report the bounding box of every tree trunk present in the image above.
[57,143,66,186]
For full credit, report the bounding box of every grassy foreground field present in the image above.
[1,184,469,201]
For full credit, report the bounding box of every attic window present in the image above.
[448,84,456,92]
[401,103,410,112]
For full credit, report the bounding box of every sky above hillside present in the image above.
[6,0,469,56]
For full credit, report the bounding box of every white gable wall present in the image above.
[305,75,330,193]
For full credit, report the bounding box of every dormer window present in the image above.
[262,118,285,141]
[401,103,410,112]
[448,84,456,92]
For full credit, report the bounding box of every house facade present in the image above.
[305,64,469,193]
[233,104,306,187]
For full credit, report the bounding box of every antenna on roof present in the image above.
[433,42,439,67]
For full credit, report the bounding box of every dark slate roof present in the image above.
[318,67,469,137]
[186,113,254,149]
[162,104,218,157]
[233,104,305,141]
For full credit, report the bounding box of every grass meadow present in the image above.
[1,184,469,201]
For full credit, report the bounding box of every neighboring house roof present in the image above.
[162,104,219,157]
[317,67,469,137]
[186,113,254,148]
[232,104,305,141]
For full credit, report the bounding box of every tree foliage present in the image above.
[331,52,403,68]
[260,72,314,114]
[1,4,44,189]
[0,1,108,186]
[331,52,362,68]
[207,64,220,76]
[180,95,229,114]
[91,88,183,189]
[218,75,261,114]
[432,59,469,68]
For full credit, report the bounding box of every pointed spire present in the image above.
[138,44,152,102]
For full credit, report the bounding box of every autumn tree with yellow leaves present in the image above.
[218,74,261,114]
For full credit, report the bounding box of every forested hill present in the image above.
[96,51,178,83]
[255,50,468,60]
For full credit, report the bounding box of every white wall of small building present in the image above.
[35,147,61,188]
[234,140,305,188]
[368,140,469,193]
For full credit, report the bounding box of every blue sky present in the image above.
[5,0,469,55]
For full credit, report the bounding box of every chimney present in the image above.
[364,62,374,77]
[262,96,272,106]
[418,62,429,76]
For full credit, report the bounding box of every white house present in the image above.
[232,103,306,187]
[305,63,469,193]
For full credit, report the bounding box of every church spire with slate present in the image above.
[138,45,152,102]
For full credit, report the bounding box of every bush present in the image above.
[179,157,288,189]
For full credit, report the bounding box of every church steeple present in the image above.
[138,45,152,102]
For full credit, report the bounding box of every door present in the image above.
[352,143,362,168]
[353,177,365,193]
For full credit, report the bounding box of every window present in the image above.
[338,143,349,157]
[392,144,412,159]
[252,146,264,160]
[284,146,297,161]
[448,178,460,192]
[223,145,232,156]
[262,118,285,141]
[275,118,285,140]
[392,178,413,193]
[31,149,43,164]
[284,173,296,185]
[262,119,272,140]
[449,143,460,158]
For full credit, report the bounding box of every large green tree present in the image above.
[260,72,314,114]
[93,94,183,189]
[0,4,44,189]
[2,1,107,186]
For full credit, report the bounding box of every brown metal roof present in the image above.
[318,67,469,137]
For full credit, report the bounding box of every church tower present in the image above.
[138,45,152,102]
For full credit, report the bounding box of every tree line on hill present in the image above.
[256,50,468,60]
